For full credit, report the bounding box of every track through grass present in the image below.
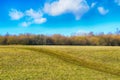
[0,46,120,80]
[20,46,120,76]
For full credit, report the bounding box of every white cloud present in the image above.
[91,2,96,8]
[115,0,120,6]
[34,18,47,24]
[9,8,47,27]
[21,22,31,27]
[25,9,47,24]
[97,7,109,15]
[26,9,43,19]
[43,0,89,20]
[9,9,24,20]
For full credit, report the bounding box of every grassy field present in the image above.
[0,46,120,80]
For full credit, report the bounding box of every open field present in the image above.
[0,46,120,80]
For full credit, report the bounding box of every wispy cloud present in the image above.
[21,22,32,27]
[91,2,97,8]
[97,7,109,15]
[115,0,120,6]
[9,9,24,20]
[34,18,47,24]
[43,0,89,20]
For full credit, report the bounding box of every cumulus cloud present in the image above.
[9,9,24,20]
[43,0,89,20]
[9,8,47,27]
[115,0,120,6]
[97,7,109,15]
[26,9,43,19]
[25,9,47,24]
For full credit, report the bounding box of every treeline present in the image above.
[0,32,120,46]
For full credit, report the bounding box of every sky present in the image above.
[0,0,120,35]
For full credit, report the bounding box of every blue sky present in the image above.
[0,0,120,35]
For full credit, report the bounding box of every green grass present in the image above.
[0,46,120,80]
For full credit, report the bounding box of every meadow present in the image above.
[0,46,120,80]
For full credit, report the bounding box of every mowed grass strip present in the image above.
[0,46,120,80]
[20,46,120,76]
